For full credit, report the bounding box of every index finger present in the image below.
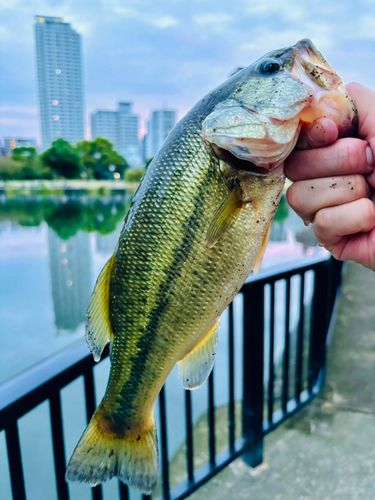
[285,137,373,182]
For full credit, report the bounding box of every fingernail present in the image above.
[309,122,327,146]
[366,146,374,167]
[304,220,311,226]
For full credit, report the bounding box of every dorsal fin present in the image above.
[85,254,116,362]
[178,318,220,390]
[253,220,272,275]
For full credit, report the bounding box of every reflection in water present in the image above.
[48,229,92,333]
[0,196,130,240]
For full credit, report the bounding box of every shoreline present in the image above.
[0,179,139,195]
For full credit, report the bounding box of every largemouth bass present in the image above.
[66,39,356,493]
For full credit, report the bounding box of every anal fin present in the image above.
[86,254,116,362]
[253,221,272,275]
[178,318,220,390]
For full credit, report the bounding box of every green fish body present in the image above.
[66,39,356,493]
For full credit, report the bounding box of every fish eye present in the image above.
[259,60,281,75]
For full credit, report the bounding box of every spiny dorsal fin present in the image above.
[85,254,116,362]
[178,318,220,390]
[206,185,246,249]
[253,220,272,275]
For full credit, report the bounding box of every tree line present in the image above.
[0,137,145,182]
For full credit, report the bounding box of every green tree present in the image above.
[76,138,129,180]
[124,168,145,183]
[12,146,53,180]
[274,195,289,222]
[41,139,82,179]
[145,157,154,168]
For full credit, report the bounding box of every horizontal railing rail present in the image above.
[0,255,343,500]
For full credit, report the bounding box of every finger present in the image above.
[313,198,375,248]
[327,229,375,270]
[285,137,373,182]
[346,83,375,148]
[296,117,338,150]
[286,174,369,224]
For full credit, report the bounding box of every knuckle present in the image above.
[315,209,331,231]
[359,198,375,224]
[286,183,299,210]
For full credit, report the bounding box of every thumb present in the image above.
[296,118,339,150]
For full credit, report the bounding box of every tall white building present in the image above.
[143,110,176,161]
[34,16,84,150]
[91,102,141,167]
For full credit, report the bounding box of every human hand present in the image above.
[285,83,375,271]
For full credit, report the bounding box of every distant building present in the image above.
[2,138,37,156]
[143,110,176,161]
[91,111,118,147]
[91,102,141,167]
[34,16,85,150]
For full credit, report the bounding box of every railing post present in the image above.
[242,282,264,467]
[308,262,330,392]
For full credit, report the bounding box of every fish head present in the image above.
[203,39,357,174]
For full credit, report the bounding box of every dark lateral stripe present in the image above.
[112,159,216,424]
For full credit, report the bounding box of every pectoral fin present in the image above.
[253,221,272,275]
[206,185,246,249]
[178,318,220,390]
[85,254,116,362]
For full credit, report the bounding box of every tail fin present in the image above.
[65,412,159,494]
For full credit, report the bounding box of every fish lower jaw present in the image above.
[209,126,300,177]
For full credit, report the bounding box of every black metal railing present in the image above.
[0,255,343,500]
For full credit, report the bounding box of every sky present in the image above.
[1,0,375,146]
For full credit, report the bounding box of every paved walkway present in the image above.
[190,262,375,500]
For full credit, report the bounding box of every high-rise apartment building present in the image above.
[34,16,84,150]
[91,102,141,166]
[143,110,176,160]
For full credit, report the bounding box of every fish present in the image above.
[66,39,357,493]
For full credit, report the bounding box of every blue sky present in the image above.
[1,0,375,145]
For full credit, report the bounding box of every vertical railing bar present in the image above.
[159,386,170,499]
[295,272,305,403]
[185,390,194,483]
[282,277,291,414]
[268,282,275,424]
[242,283,264,467]
[228,301,235,453]
[84,369,103,500]
[119,481,130,500]
[5,422,27,500]
[208,371,216,467]
[50,392,70,500]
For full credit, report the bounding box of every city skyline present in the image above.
[1,1,375,147]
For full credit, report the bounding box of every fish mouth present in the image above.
[203,39,357,175]
[291,39,357,137]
